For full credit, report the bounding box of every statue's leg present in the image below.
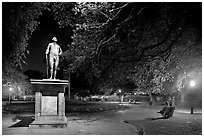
[49,57,54,79]
[54,56,59,79]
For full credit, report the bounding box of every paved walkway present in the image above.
[2,111,138,135]
[2,103,202,135]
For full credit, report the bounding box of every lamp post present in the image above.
[189,80,196,114]
[118,89,122,104]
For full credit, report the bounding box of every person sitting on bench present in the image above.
[158,97,175,118]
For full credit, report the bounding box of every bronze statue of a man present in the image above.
[45,37,62,79]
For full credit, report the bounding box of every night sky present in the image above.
[22,11,70,74]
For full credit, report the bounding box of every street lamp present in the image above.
[190,80,196,87]
[118,89,123,104]
[9,87,13,91]
[189,80,196,114]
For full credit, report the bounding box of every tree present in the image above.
[2,2,201,99]
[2,2,48,69]
[2,3,48,98]
[58,2,201,97]
[2,68,32,103]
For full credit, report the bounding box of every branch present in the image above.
[118,23,185,64]
[109,3,131,22]
[117,5,137,27]
[137,6,147,16]
[181,35,201,56]
[96,4,138,58]
[96,5,143,58]
[92,4,131,31]
[96,32,117,56]
[109,3,129,12]
[140,11,189,59]
[140,31,171,57]
[94,8,112,20]
[101,34,116,45]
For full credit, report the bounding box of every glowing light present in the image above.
[9,87,13,91]
[190,80,196,87]
[119,89,121,93]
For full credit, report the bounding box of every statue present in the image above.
[45,37,62,79]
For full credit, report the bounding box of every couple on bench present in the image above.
[158,97,175,118]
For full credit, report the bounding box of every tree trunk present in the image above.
[149,92,153,106]
[9,95,12,104]
[191,106,194,114]
[68,72,70,99]
[181,94,184,103]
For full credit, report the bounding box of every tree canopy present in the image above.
[2,2,201,96]
[59,2,201,94]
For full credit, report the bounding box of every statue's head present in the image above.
[52,37,57,42]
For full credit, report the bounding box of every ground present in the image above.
[2,101,202,135]
[124,104,202,135]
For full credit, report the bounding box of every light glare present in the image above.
[190,80,196,87]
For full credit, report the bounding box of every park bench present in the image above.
[158,106,175,118]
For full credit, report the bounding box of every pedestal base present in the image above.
[30,79,68,128]
[29,116,67,128]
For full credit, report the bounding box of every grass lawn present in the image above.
[2,100,129,114]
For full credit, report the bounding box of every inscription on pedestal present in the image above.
[41,96,57,115]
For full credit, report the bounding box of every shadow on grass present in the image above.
[146,117,168,120]
[9,116,34,127]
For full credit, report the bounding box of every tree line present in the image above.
[2,2,201,98]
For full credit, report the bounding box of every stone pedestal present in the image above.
[29,79,68,128]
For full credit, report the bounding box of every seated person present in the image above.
[158,97,175,118]
[158,100,170,114]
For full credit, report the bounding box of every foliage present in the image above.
[58,2,201,95]
[2,2,48,96]
[2,67,33,99]
[2,2,201,96]
[2,2,48,69]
